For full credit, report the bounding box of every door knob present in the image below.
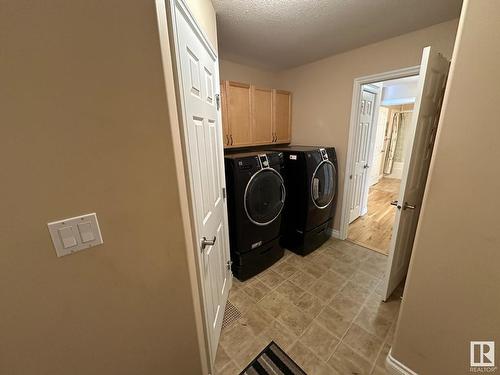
[364,164,370,169]
[201,236,216,251]
[403,202,416,210]
[390,200,401,209]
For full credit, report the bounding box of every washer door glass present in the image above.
[311,161,336,209]
[245,169,285,225]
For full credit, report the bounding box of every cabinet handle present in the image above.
[230,134,233,145]
[225,134,229,145]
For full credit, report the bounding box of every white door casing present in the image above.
[383,47,449,300]
[170,0,232,364]
[349,89,377,223]
[340,65,420,241]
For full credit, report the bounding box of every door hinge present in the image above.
[215,93,220,111]
[226,260,233,271]
[222,187,226,199]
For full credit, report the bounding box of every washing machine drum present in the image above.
[312,160,336,209]
[244,169,285,226]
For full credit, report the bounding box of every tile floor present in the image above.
[214,238,403,375]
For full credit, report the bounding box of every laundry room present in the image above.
[193,0,464,373]
[183,0,461,372]
[8,0,500,375]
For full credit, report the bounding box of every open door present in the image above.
[383,47,449,300]
[349,87,378,223]
[170,0,232,364]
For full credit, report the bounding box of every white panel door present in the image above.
[349,89,376,223]
[173,2,231,362]
[383,47,449,300]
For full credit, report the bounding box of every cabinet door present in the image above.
[220,81,230,146]
[273,89,292,143]
[226,81,252,147]
[252,86,273,145]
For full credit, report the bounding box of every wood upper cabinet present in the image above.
[273,89,292,143]
[220,80,292,148]
[224,81,252,147]
[251,86,273,144]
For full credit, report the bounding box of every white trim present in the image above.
[386,349,418,375]
[329,228,341,239]
[339,66,420,240]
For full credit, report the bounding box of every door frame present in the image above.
[339,66,420,240]
[155,0,229,373]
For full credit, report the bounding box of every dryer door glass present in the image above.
[245,169,285,225]
[312,161,336,209]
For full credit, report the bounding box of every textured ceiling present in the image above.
[213,0,462,70]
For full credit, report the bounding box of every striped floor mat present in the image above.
[239,341,306,375]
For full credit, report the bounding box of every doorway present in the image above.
[346,76,419,255]
[349,80,418,254]
[340,48,449,299]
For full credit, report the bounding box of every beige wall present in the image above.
[390,1,500,373]
[276,19,459,230]
[219,59,280,87]
[0,1,202,374]
[184,0,218,50]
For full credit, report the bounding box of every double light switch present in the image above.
[48,213,103,257]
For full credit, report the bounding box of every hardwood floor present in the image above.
[347,178,401,255]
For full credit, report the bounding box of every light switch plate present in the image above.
[48,213,103,257]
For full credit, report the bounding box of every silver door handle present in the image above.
[390,200,401,209]
[201,236,216,251]
[403,202,416,210]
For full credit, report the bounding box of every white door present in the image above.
[383,47,449,300]
[172,1,232,362]
[349,89,376,223]
[369,106,389,186]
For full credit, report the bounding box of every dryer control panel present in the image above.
[258,154,269,168]
[319,148,329,161]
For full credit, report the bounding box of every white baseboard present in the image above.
[386,349,417,375]
[329,229,341,239]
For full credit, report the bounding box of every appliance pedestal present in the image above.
[231,237,283,281]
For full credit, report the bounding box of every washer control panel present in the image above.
[319,148,329,161]
[258,154,269,168]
